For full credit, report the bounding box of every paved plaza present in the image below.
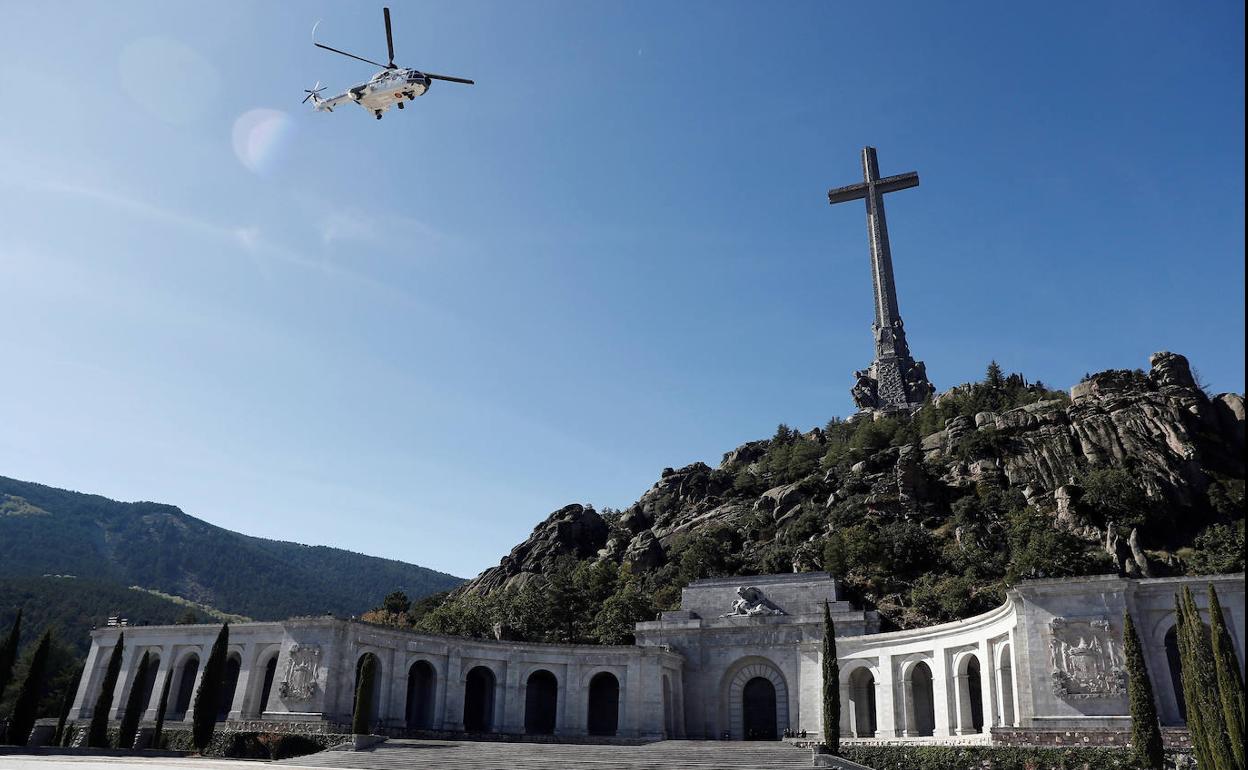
[0,740,812,770]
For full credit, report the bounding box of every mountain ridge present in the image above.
[0,474,464,622]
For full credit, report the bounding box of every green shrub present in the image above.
[839,744,1149,770]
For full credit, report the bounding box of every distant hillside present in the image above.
[0,475,464,621]
[0,576,219,656]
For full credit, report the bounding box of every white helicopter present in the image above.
[303,7,473,120]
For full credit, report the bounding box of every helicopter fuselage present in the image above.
[313,68,432,115]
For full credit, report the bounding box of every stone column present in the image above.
[952,670,971,735]
[1007,628,1021,727]
[441,653,462,731]
[143,644,176,720]
[875,658,897,738]
[563,662,586,737]
[227,644,255,721]
[838,683,858,733]
[977,639,994,732]
[182,647,208,726]
[70,641,105,719]
[930,651,951,738]
[388,653,408,729]
[502,664,523,733]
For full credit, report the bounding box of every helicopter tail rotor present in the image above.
[302,81,326,104]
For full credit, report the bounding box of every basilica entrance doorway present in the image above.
[742,677,778,740]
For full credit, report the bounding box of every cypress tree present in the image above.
[7,630,53,746]
[152,668,172,750]
[52,668,79,748]
[1178,587,1235,770]
[1123,611,1164,769]
[192,623,229,753]
[1208,585,1246,770]
[0,609,21,705]
[822,601,840,754]
[352,654,377,735]
[117,650,150,750]
[87,632,125,748]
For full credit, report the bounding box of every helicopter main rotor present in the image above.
[313,7,475,84]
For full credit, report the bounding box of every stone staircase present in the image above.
[278,738,813,769]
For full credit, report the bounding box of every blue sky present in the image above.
[0,1,1243,580]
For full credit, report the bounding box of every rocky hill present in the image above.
[0,475,464,622]
[421,352,1242,638]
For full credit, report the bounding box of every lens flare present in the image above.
[232,109,294,174]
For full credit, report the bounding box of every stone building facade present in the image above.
[68,571,1244,744]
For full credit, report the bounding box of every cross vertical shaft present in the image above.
[863,148,902,341]
[828,146,933,411]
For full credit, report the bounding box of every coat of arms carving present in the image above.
[278,644,321,701]
[1048,616,1126,698]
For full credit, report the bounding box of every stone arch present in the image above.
[720,657,789,741]
[127,650,161,719]
[353,652,383,725]
[217,652,243,721]
[524,669,559,735]
[257,654,279,716]
[953,651,984,734]
[170,651,200,720]
[845,664,877,738]
[406,659,436,730]
[463,665,496,733]
[901,659,936,737]
[995,642,1016,727]
[587,671,620,736]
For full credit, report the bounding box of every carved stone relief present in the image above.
[720,586,786,617]
[278,644,321,701]
[1048,616,1125,698]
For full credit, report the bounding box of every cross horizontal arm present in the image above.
[827,171,920,205]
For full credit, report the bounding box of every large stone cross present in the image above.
[828,147,933,411]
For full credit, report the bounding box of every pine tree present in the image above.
[87,633,124,748]
[0,609,21,705]
[822,601,840,754]
[1178,587,1236,770]
[152,668,172,750]
[7,630,53,746]
[352,654,377,735]
[192,623,229,753]
[117,650,150,750]
[1208,585,1246,770]
[985,361,1004,388]
[1123,611,1164,769]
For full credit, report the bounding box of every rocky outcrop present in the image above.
[460,504,608,594]
[459,352,1242,598]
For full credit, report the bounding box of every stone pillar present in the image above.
[875,658,897,738]
[182,648,209,726]
[1007,628,1021,727]
[388,653,408,729]
[563,662,586,737]
[840,681,853,737]
[143,644,175,720]
[952,670,971,735]
[978,639,994,732]
[930,651,951,738]
[70,640,104,719]
[227,644,255,721]
[502,664,523,733]
[441,653,462,731]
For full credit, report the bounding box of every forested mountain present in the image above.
[373,352,1244,644]
[0,476,463,622]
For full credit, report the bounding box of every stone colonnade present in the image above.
[70,619,684,742]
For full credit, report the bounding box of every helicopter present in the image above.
[303,7,473,120]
